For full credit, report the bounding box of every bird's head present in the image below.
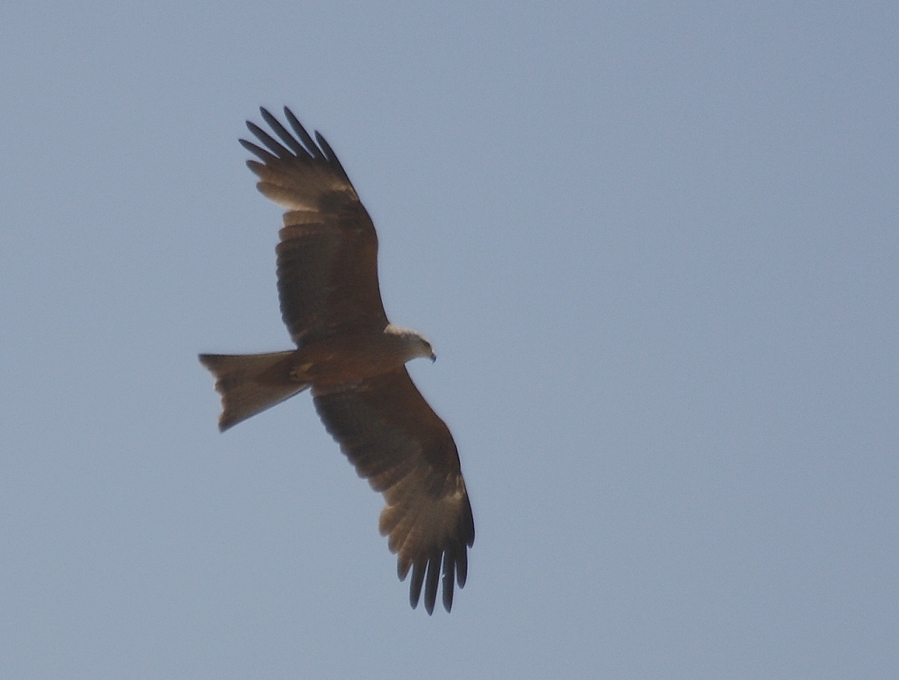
[386,325,436,363]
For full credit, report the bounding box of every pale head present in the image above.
[385,324,437,363]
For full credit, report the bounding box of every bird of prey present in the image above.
[199,108,474,614]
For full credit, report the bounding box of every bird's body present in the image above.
[293,324,436,384]
[200,108,473,614]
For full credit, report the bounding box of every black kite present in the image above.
[199,108,474,614]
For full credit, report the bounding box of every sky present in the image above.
[1,1,897,678]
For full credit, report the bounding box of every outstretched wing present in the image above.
[241,107,389,345]
[312,369,475,614]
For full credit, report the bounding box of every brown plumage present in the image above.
[199,107,474,614]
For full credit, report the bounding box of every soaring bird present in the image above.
[199,108,474,614]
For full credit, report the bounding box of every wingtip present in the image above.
[409,561,425,611]
[442,552,456,612]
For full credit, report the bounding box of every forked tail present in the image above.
[198,351,308,431]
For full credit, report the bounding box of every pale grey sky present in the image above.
[1,2,897,678]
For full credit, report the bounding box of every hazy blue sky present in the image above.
[2,2,897,678]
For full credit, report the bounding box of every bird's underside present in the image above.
[199,107,474,614]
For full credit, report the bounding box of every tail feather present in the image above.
[198,351,308,431]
